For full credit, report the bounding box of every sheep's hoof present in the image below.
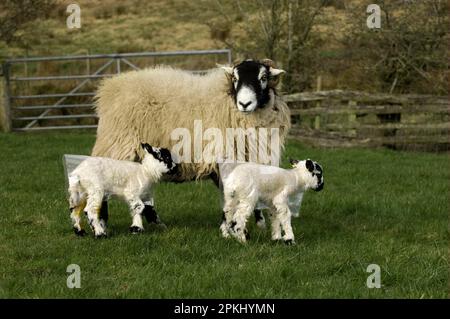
[254,210,266,229]
[95,232,107,239]
[221,232,230,239]
[284,239,296,246]
[73,228,86,236]
[256,220,266,230]
[220,226,231,238]
[129,226,144,234]
[233,230,247,244]
[244,229,250,241]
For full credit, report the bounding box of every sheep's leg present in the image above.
[230,202,254,243]
[274,202,295,245]
[70,199,87,236]
[99,200,109,226]
[219,211,229,238]
[211,172,266,229]
[128,198,145,234]
[254,209,266,229]
[141,192,166,228]
[220,191,236,238]
[85,190,107,238]
[213,171,230,237]
[268,207,282,241]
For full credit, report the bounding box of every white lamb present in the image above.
[220,159,324,245]
[68,143,177,238]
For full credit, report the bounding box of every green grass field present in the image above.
[0,132,448,298]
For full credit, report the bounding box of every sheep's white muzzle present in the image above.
[236,86,257,112]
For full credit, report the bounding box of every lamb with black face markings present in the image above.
[67,143,177,238]
[220,159,324,245]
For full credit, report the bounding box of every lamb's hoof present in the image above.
[284,239,296,246]
[234,230,247,244]
[73,228,86,236]
[95,233,107,239]
[220,228,231,239]
[256,220,266,230]
[129,226,144,234]
[221,232,230,239]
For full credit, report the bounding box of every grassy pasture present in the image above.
[0,132,448,298]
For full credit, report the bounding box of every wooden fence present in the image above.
[284,90,449,151]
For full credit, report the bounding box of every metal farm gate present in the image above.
[1,49,232,132]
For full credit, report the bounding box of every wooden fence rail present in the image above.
[283,90,449,151]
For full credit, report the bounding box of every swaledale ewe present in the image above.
[91,59,291,230]
[68,143,176,237]
[221,159,324,245]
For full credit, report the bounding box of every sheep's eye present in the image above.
[261,75,267,81]
[232,76,237,83]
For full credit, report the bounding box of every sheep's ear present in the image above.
[306,159,314,172]
[269,67,285,87]
[221,66,234,75]
[270,67,286,77]
[141,143,152,154]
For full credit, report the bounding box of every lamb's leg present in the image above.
[128,198,145,234]
[99,200,109,226]
[254,209,266,229]
[70,199,87,236]
[85,190,107,238]
[211,172,265,229]
[274,203,295,245]
[268,207,282,241]
[220,191,235,238]
[141,192,166,228]
[220,211,231,238]
[230,202,254,243]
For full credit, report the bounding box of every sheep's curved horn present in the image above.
[260,59,276,68]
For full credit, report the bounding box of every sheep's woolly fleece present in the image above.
[92,66,291,181]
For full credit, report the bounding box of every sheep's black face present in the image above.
[223,60,285,113]
[290,158,324,192]
[306,159,324,192]
[141,143,177,174]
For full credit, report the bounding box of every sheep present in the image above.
[68,143,177,238]
[90,59,291,229]
[220,159,324,245]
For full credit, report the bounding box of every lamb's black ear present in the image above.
[289,158,299,166]
[306,159,314,172]
[141,143,153,154]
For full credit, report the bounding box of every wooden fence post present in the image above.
[314,75,322,130]
[0,63,12,132]
[348,100,357,137]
